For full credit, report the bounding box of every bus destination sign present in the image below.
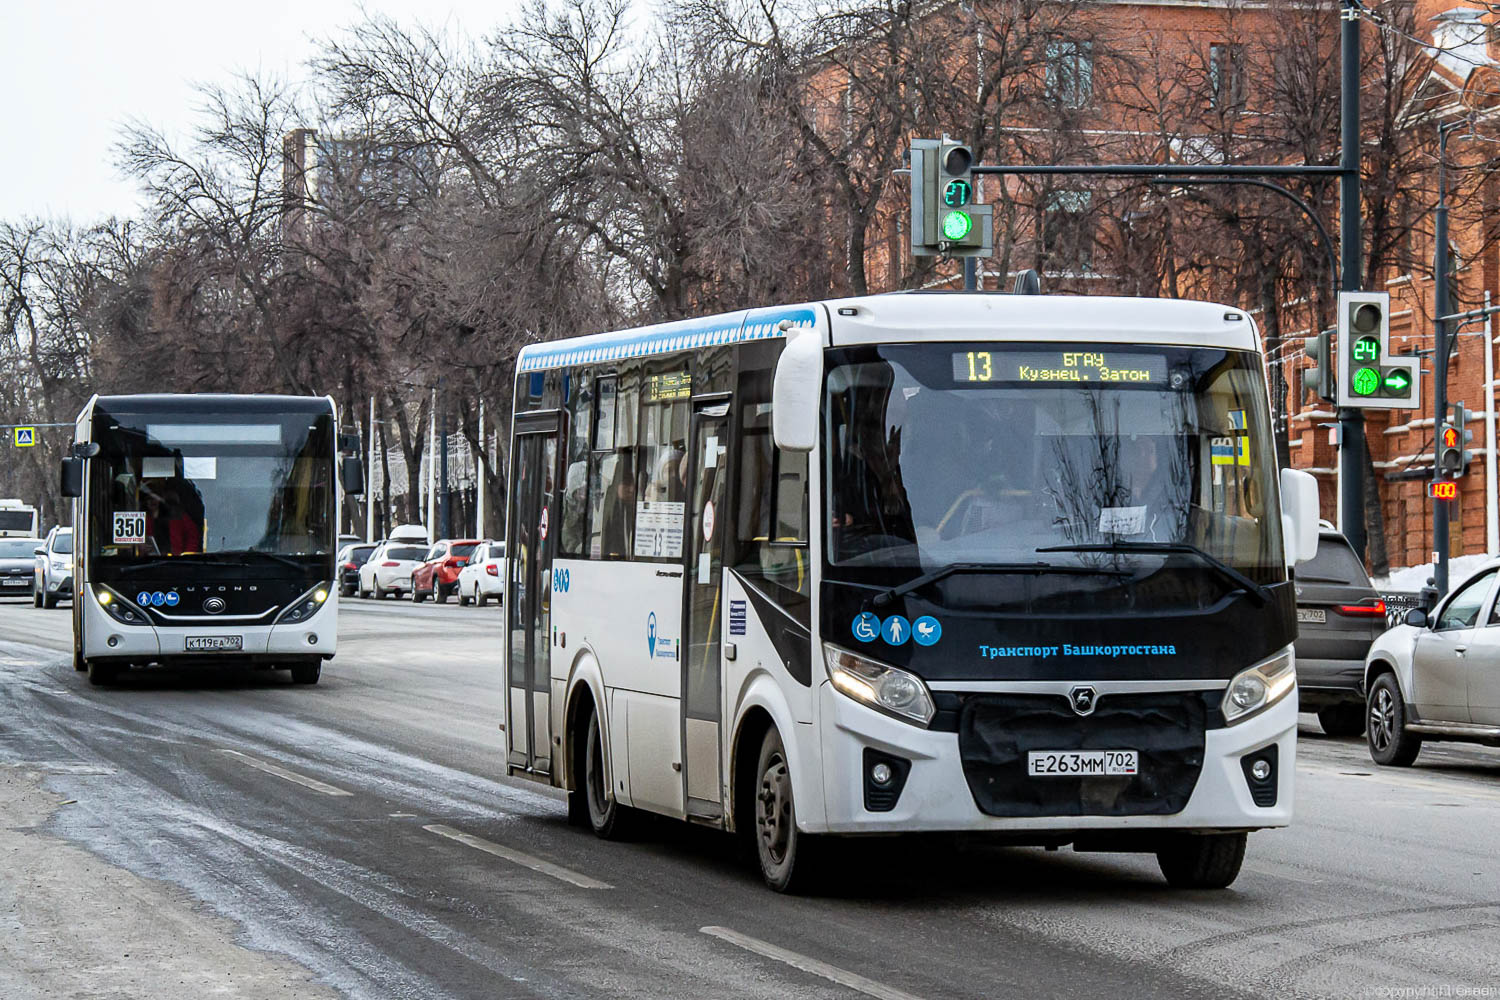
[952,350,1167,385]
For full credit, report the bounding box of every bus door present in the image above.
[682,398,731,820]
[507,413,561,776]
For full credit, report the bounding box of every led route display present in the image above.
[952,350,1167,385]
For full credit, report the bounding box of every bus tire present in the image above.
[754,727,820,893]
[1317,703,1364,738]
[1156,832,1246,889]
[1367,673,1422,767]
[582,706,631,839]
[86,660,118,686]
[290,661,321,685]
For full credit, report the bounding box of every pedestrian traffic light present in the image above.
[1335,290,1420,409]
[1302,330,1335,401]
[909,136,993,259]
[1441,401,1475,478]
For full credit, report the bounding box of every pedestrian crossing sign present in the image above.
[13,427,35,447]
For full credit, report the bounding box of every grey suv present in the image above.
[1294,529,1386,737]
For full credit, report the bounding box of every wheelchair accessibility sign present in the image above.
[12,427,35,447]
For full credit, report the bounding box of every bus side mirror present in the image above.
[341,455,366,495]
[1279,467,1319,567]
[60,458,84,498]
[771,329,822,453]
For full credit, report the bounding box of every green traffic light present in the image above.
[1383,369,1411,395]
[942,210,973,240]
[1351,367,1381,396]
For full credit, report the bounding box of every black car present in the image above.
[1294,529,1387,736]
[338,543,377,597]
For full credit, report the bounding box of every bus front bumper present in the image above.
[815,681,1295,836]
[81,587,338,662]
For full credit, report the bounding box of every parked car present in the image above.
[0,537,42,599]
[456,541,505,606]
[338,533,365,548]
[1295,527,1387,737]
[337,543,377,597]
[32,526,73,609]
[1364,559,1500,766]
[357,541,430,599]
[411,539,481,603]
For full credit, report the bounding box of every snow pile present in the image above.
[1373,553,1493,592]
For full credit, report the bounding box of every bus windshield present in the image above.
[825,342,1284,587]
[87,407,336,565]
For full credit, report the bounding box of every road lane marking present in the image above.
[1298,761,1500,804]
[215,749,353,797]
[700,926,925,1000]
[422,824,613,889]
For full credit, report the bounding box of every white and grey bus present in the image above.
[0,499,40,538]
[503,293,1320,891]
[61,394,364,686]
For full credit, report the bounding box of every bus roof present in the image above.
[514,293,1258,373]
[88,394,335,415]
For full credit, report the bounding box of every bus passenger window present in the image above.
[774,450,809,544]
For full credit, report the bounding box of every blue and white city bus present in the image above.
[502,293,1320,891]
[61,394,364,686]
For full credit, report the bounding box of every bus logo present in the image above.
[1069,686,1098,716]
[552,568,570,593]
[647,612,657,657]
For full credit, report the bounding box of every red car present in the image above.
[411,539,481,603]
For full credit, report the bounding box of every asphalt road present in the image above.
[1,593,1498,999]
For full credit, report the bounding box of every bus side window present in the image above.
[774,450,809,544]
[561,376,592,557]
[587,369,638,559]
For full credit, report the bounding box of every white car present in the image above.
[33,527,73,608]
[1364,558,1500,767]
[456,541,505,607]
[357,540,430,600]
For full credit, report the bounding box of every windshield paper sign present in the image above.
[113,512,146,545]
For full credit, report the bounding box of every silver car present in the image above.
[1364,559,1500,766]
[33,526,73,609]
[0,538,42,599]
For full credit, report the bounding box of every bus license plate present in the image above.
[1028,750,1138,777]
[1297,609,1326,624]
[185,635,242,652]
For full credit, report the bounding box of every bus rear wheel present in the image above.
[754,727,819,893]
[1156,832,1246,889]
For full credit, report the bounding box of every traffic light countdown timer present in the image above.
[1334,290,1420,410]
[908,137,994,259]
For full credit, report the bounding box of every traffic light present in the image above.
[909,137,993,259]
[1440,401,1475,478]
[1302,330,1335,401]
[1335,290,1420,410]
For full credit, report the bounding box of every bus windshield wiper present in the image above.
[865,560,1127,610]
[114,557,187,576]
[1035,541,1270,607]
[212,550,311,572]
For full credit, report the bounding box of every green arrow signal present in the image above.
[1383,369,1411,395]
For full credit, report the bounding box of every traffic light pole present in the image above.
[1336,0,1366,563]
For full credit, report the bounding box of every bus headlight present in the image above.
[276,583,333,624]
[823,644,935,727]
[1222,649,1296,725]
[95,586,148,626]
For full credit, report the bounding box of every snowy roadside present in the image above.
[0,764,340,1000]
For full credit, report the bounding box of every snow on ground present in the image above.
[1373,553,1493,592]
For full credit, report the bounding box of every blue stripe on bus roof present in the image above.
[515,306,820,372]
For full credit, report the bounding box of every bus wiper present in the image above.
[218,550,309,572]
[115,557,187,576]
[1035,541,1270,607]
[865,560,1126,610]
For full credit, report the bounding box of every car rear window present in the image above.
[452,543,478,557]
[1300,537,1371,587]
[388,546,428,561]
[348,546,375,565]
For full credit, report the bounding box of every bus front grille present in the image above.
[957,693,1206,818]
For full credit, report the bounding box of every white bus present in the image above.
[502,293,1320,891]
[0,499,39,538]
[61,394,365,686]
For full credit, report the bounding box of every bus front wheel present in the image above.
[581,707,631,839]
[1155,832,1246,889]
[86,660,118,686]
[754,727,820,893]
[290,660,321,685]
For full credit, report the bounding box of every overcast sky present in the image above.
[0,1,518,224]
